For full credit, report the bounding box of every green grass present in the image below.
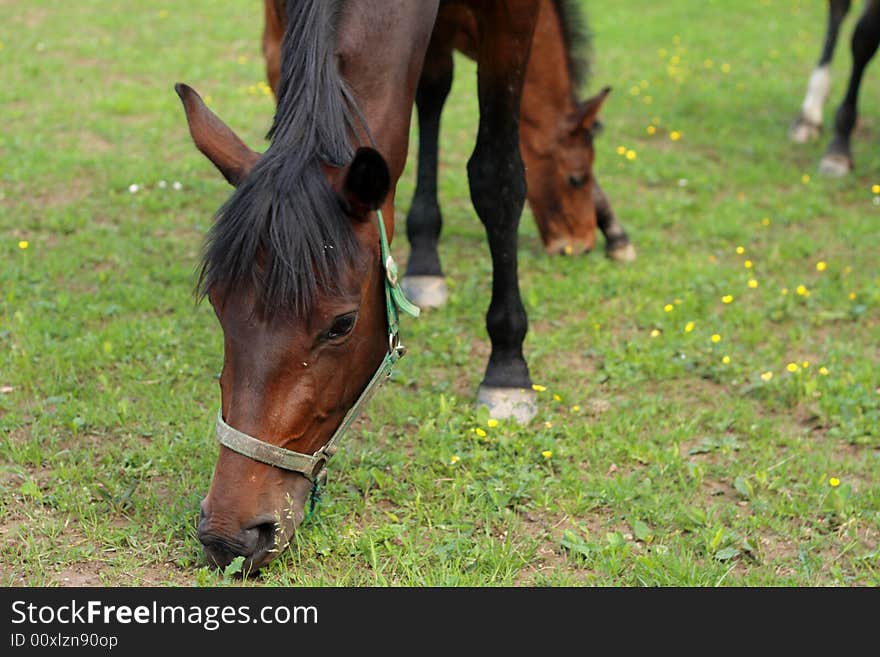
[1,0,878,587]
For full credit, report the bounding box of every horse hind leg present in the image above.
[400,39,455,309]
[820,0,880,176]
[790,0,852,143]
[468,1,539,423]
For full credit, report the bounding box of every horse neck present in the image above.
[520,1,578,133]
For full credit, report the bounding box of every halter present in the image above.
[213,209,420,507]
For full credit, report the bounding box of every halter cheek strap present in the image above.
[213,209,419,491]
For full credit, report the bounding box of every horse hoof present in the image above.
[789,119,821,144]
[477,386,538,424]
[818,154,852,177]
[607,242,636,262]
[400,275,448,308]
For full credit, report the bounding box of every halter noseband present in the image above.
[213,209,420,492]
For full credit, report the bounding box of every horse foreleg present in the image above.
[400,41,455,309]
[820,0,880,175]
[791,0,852,143]
[594,177,636,262]
[467,2,538,423]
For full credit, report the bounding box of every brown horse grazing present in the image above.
[178,0,541,571]
[263,0,635,306]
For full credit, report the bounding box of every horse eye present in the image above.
[591,119,604,136]
[323,312,358,341]
[568,175,586,189]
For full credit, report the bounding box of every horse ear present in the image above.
[174,83,261,187]
[567,86,612,135]
[341,147,390,217]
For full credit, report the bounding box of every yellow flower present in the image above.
[786,362,799,373]
[674,298,682,305]
[848,292,856,300]
[720,63,731,73]
[802,174,811,184]
[722,355,731,364]
[650,328,661,338]
[18,240,29,250]
[684,321,695,333]
[450,455,460,465]
[781,287,789,295]
[748,279,758,289]
[541,450,553,459]
[829,477,840,488]
[646,125,656,135]
[760,371,773,381]
[553,394,562,402]
[711,334,721,343]
[670,131,681,141]
[761,217,770,226]
[872,184,880,194]
[626,149,637,161]
[795,285,809,296]
[802,361,809,368]
[664,303,674,312]
[487,418,499,428]
[819,367,829,376]
[616,146,627,155]
[571,405,581,412]
[531,384,546,392]
[735,246,745,255]
[722,295,734,304]
[744,260,753,268]
[816,261,827,272]
[475,427,487,437]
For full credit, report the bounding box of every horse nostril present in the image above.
[251,522,279,554]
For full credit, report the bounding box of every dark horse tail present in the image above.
[198,0,361,320]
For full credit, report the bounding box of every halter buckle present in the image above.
[385,255,399,286]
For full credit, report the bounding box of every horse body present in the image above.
[179,0,540,571]
[268,0,634,311]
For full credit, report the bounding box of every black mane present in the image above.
[552,0,593,95]
[197,0,361,320]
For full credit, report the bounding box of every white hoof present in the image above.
[789,120,821,144]
[400,275,448,308]
[607,242,636,262]
[477,386,538,424]
[818,154,852,177]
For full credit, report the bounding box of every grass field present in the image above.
[1,0,878,587]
